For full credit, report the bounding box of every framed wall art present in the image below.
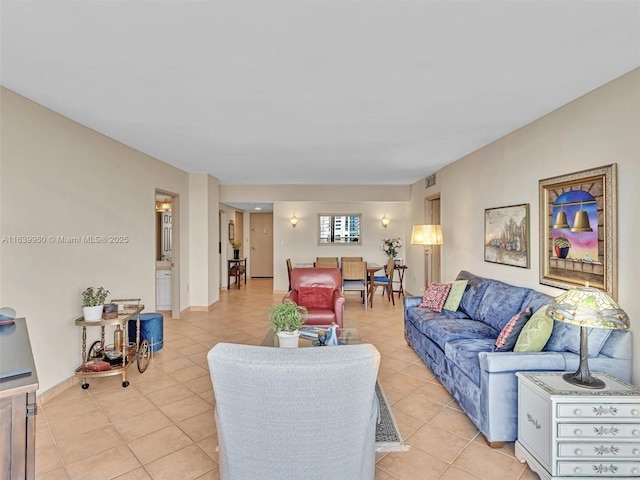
[539,164,617,299]
[228,220,235,242]
[484,203,530,268]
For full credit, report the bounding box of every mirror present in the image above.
[318,214,361,245]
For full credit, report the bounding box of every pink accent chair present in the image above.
[283,268,345,328]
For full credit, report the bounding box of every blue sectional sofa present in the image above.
[404,270,633,446]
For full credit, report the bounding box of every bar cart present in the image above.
[74,298,151,389]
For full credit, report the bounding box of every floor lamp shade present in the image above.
[546,284,629,389]
[411,225,443,248]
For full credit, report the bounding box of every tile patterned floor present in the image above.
[35,279,539,480]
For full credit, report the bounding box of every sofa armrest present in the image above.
[283,291,299,304]
[478,351,566,374]
[404,296,422,319]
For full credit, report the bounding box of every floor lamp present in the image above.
[411,225,443,286]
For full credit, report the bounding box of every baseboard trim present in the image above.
[37,376,79,404]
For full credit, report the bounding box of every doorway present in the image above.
[250,212,273,277]
[155,190,180,318]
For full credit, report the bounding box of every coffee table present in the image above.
[261,321,360,348]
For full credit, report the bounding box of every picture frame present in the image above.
[228,220,235,241]
[484,203,530,268]
[539,164,617,299]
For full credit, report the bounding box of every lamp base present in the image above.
[562,371,605,390]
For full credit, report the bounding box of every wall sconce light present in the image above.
[380,214,390,228]
[289,214,298,228]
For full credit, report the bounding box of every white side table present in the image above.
[515,372,640,479]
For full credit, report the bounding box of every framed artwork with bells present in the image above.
[539,164,618,300]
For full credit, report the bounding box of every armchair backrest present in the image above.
[208,343,380,480]
[291,267,342,291]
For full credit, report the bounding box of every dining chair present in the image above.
[314,257,339,268]
[341,260,368,309]
[341,256,363,265]
[369,257,396,307]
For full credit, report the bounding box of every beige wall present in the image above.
[272,202,408,292]
[0,88,192,393]
[407,68,640,386]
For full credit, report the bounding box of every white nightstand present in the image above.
[515,372,640,479]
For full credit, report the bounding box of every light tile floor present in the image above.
[36,278,538,480]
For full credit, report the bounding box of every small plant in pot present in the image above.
[82,286,110,322]
[231,240,242,259]
[268,301,308,348]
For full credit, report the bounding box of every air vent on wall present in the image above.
[425,174,436,188]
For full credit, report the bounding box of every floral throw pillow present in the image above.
[495,307,532,352]
[418,283,452,312]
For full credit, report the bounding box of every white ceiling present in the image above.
[2,1,639,186]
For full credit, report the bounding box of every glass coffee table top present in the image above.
[261,323,360,348]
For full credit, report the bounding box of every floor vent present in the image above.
[425,174,436,188]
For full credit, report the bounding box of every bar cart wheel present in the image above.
[122,381,130,387]
[137,339,151,373]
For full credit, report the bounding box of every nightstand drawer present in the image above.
[557,461,640,476]
[558,423,640,439]
[558,442,640,458]
[557,403,640,419]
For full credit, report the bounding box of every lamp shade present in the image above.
[546,285,629,331]
[411,225,443,246]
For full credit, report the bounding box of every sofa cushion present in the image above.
[514,306,553,352]
[298,286,333,309]
[419,283,452,312]
[405,306,469,328]
[494,307,531,352]
[544,321,612,357]
[456,271,491,318]
[521,290,554,313]
[445,338,495,385]
[443,280,468,312]
[412,317,499,352]
[475,281,530,332]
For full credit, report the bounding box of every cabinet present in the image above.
[515,372,640,479]
[0,318,38,480]
[156,269,172,310]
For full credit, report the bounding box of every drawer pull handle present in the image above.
[574,448,583,456]
[574,408,582,416]
[632,409,640,416]
[632,467,639,475]
[633,448,640,456]
[633,429,640,437]
[574,429,582,436]
[573,467,582,474]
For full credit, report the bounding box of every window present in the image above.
[318,214,361,245]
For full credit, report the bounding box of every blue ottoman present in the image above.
[128,312,164,353]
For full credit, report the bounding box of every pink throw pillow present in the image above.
[298,286,334,309]
[418,283,452,312]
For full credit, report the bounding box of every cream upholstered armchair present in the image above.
[284,267,345,327]
[208,343,381,480]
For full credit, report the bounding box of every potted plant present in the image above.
[231,240,242,259]
[553,236,571,259]
[268,301,308,348]
[81,286,110,322]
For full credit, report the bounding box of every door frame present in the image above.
[155,189,180,318]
